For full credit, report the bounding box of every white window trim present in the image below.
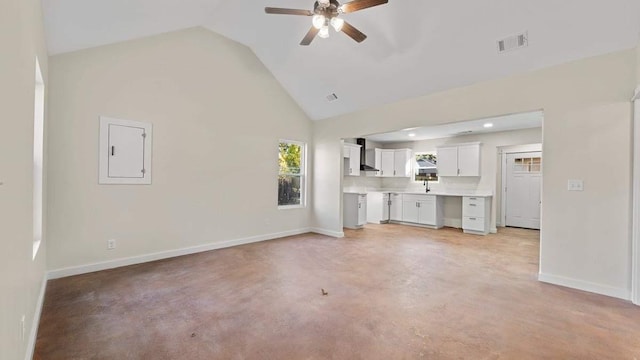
[278,139,306,209]
[32,57,45,260]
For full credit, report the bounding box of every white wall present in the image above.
[47,28,312,271]
[0,0,49,358]
[382,127,542,230]
[313,49,635,300]
[636,44,640,84]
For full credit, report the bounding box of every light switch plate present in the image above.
[568,179,584,191]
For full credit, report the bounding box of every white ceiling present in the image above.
[364,110,543,143]
[43,0,640,120]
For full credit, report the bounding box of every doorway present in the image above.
[501,149,542,230]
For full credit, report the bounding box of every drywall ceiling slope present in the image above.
[44,0,640,120]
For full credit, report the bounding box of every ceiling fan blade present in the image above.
[340,0,388,13]
[300,26,320,46]
[265,7,314,16]
[341,21,367,43]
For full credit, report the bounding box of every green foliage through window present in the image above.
[278,141,304,207]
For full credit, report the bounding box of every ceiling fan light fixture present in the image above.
[319,25,330,38]
[330,17,344,32]
[312,14,326,29]
[318,0,330,6]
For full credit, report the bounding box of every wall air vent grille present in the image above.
[326,93,338,102]
[497,32,528,53]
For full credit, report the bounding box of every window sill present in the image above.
[32,239,41,260]
[278,205,306,210]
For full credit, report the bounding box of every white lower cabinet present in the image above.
[399,194,444,228]
[462,196,491,235]
[344,193,367,229]
[366,192,390,224]
[389,193,403,221]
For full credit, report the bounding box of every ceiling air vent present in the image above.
[326,93,338,102]
[497,32,528,53]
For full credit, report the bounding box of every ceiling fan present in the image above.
[265,0,389,46]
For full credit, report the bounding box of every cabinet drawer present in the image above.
[462,216,485,232]
[463,197,485,217]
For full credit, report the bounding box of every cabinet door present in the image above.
[437,146,458,176]
[357,195,367,225]
[379,150,394,177]
[393,150,411,177]
[382,194,390,221]
[389,194,403,221]
[458,144,480,176]
[417,200,436,225]
[402,199,419,223]
[349,146,361,176]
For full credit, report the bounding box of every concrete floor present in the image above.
[35,225,640,359]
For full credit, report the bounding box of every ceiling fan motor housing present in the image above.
[314,0,341,18]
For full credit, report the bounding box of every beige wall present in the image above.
[636,44,640,84]
[382,127,542,230]
[0,0,49,358]
[47,28,312,270]
[313,49,635,299]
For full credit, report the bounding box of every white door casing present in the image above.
[632,93,640,305]
[505,151,542,229]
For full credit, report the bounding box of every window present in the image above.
[33,57,45,259]
[414,152,438,182]
[513,156,542,173]
[278,140,305,208]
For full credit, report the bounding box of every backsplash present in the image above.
[343,175,383,192]
[343,174,484,193]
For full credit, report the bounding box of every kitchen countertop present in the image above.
[343,192,367,195]
[375,190,493,197]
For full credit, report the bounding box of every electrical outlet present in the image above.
[107,239,116,250]
[20,315,25,342]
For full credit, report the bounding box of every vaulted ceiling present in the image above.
[43,0,640,120]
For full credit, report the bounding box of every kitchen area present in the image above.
[343,138,493,235]
[342,112,543,236]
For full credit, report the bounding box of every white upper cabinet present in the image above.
[375,149,395,177]
[375,148,412,177]
[394,149,412,177]
[436,143,481,177]
[457,144,481,176]
[343,143,361,176]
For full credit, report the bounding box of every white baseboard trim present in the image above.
[310,228,344,238]
[538,272,630,301]
[25,273,47,360]
[48,228,312,279]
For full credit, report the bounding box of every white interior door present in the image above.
[505,151,542,229]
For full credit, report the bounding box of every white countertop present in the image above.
[380,190,493,197]
[343,192,367,195]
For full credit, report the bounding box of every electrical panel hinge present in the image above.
[141,169,146,174]
[142,132,147,138]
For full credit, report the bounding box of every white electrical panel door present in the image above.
[108,124,145,178]
[99,117,152,184]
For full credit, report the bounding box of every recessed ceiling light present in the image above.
[483,123,494,128]
[408,133,416,137]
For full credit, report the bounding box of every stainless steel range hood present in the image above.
[356,138,379,172]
